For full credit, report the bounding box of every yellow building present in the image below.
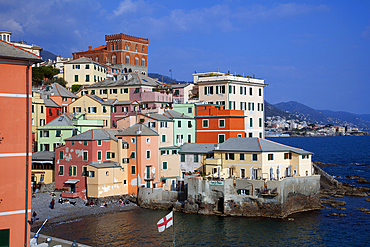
[68,94,112,128]
[181,137,313,180]
[64,57,107,88]
[31,151,55,191]
[32,91,47,150]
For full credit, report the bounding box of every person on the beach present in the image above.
[50,198,55,209]
[119,199,123,205]
[32,211,37,223]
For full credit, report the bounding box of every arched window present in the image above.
[128,68,132,72]
[95,57,99,62]
[135,57,139,66]
[125,44,127,50]
[114,44,118,50]
[141,58,145,66]
[142,47,145,53]
[112,55,116,64]
[126,56,130,64]
[128,45,130,51]
[135,46,138,52]
[124,68,127,73]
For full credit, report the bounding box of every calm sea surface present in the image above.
[42,136,370,246]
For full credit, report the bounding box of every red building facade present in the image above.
[195,104,246,143]
[72,33,149,74]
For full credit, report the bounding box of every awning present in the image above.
[64,179,80,184]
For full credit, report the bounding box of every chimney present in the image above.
[88,46,92,50]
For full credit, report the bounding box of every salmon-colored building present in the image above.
[195,104,246,143]
[0,40,42,246]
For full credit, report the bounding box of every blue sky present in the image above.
[1,0,369,114]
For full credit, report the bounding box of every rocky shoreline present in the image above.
[313,161,370,217]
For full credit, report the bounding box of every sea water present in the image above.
[42,136,370,246]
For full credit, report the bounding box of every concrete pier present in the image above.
[31,232,91,247]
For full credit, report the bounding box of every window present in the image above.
[126,56,130,64]
[97,151,102,161]
[181,154,185,162]
[111,152,115,158]
[121,88,129,94]
[131,151,136,159]
[58,165,64,176]
[218,134,225,143]
[284,153,292,160]
[82,167,88,177]
[172,150,178,155]
[237,134,242,137]
[88,107,97,113]
[83,141,88,146]
[71,141,75,146]
[204,86,213,95]
[249,87,253,95]
[202,119,209,128]
[32,104,34,113]
[59,151,63,160]
[146,150,151,159]
[225,153,235,160]
[216,101,225,106]
[142,58,145,66]
[160,122,167,128]
[259,118,262,127]
[85,64,89,69]
[268,154,274,161]
[162,161,168,170]
[161,135,166,143]
[249,132,253,138]
[302,155,309,159]
[86,75,90,82]
[122,107,128,112]
[69,166,77,176]
[148,122,156,128]
[259,88,262,96]
[188,107,192,113]
[259,132,262,138]
[240,153,245,160]
[219,119,225,127]
[194,154,199,162]
[229,85,235,94]
[112,55,116,64]
[134,88,140,93]
[146,137,150,144]
[83,151,88,161]
[110,89,118,94]
[122,143,129,149]
[131,165,136,174]
[40,106,44,114]
[240,168,246,178]
[73,107,81,114]
[72,129,78,136]
[240,102,246,110]
[252,154,258,161]
[178,121,182,128]
[102,106,107,113]
[131,138,135,143]
[250,118,253,127]
[56,130,61,137]
[216,85,225,94]
[187,134,191,143]
[97,140,102,146]
[106,151,111,159]
[142,47,145,53]
[43,130,49,138]
[74,75,78,82]
[229,101,235,110]
[240,86,246,95]
[89,171,95,177]
[135,57,139,66]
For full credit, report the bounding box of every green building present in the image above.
[164,109,195,146]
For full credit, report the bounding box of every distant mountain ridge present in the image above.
[148,73,191,84]
[40,50,57,61]
[269,101,370,131]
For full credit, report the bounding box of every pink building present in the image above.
[54,129,120,199]
[111,100,140,127]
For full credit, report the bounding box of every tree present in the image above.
[44,77,68,87]
[71,84,82,93]
[32,66,60,86]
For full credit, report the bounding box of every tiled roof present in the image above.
[86,95,112,106]
[43,98,61,108]
[164,110,193,119]
[32,151,55,161]
[171,83,192,89]
[41,113,74,127]
[0,40,43,63]
[179,143,216,154]
[115,123,158,136]
[88,161,120,169]
[65,57,99,64]
[90,45,107,51]
[86,72,163,88]
[43,83,78,98]
[66,128,122,142]
[146,113,173,122]
[218,138,313,154]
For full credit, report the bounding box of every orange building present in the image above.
[0,40,42,246]
[195,104,246,143]
[72,33,149,75]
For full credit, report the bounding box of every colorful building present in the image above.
[32,151,55,188]
[172,83,194,104]
[116,123,160,195]
[178,143,216,175]
[72,33,149,75]
[41,82,79,113]
[194,72,266,138]
[195,104,246,143]
[32,90,47,151]
[55,129,121,199]
[201,137,313,179]
[44,98,62,123]
[163,109,195,146]
[64,57,107,88]
[173,103,195,118]
[38,112,105,152]
[68,94,112,128]
[0,39,42,246]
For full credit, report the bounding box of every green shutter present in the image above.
[107,151,110,159]
[163,162,168,169]
[69,166,72,176]
[181,154,185,162]
[98,151,102,160]
[59,151,63,160]
[73,166,77,176]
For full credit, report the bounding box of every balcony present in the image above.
[61,191,80,198]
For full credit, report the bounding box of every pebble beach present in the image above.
[30,192,139,232]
